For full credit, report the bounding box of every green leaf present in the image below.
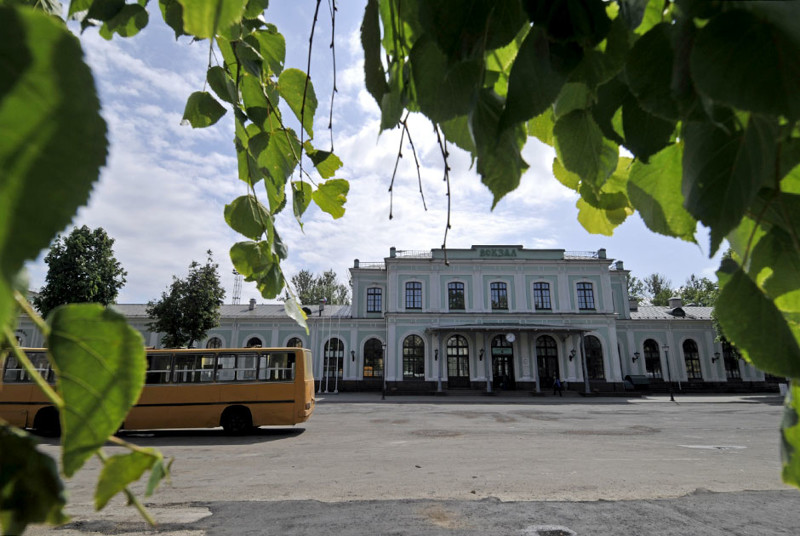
[0,7,107,335]
[181,91,226,128]
[691,9,800,119]
[618,0,649,30]
[304,142,342,179]
[278,68,316,139]
[527,109,555,146]
[254,26,285,76]
[361,0,388,103]
[419,0,526,60]
[409,35,481,123]
[470,89,529,207]
[177,0,248,39]
[524,0,611,47]
[500,27,581,129]
[244,0,269,19]
[621,98,676,162]
[0,425,69,535]
[292,180,313,222]
[591,75,627,145]
[379,87,403,131]
[260,128,300,181]
[95,450,160,510]
[99,4,149,39]
[224,195,271,240]
[230,241,273,279]
[553,82,592,119]
[628,143,696,241]
[146,458,172,497]
[682,117,778,253]
[283,297,309,334]
[781,382,800,487]
[48,304,146,477]
[441,115,477,156]
[312,179,349,219]
[207,65,236,104]
[624,23,677,121]
[716,259,800,378]
[552,157,580,191]
[749,227,800,299]
[553,109,618,191]
[576,197,628,236]
[159,0,186,39]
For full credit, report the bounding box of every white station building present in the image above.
[16,245,778,394]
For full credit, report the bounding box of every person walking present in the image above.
[553,375,563,396]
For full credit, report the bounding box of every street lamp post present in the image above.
[381,343,387,401]
[663,344,675,402]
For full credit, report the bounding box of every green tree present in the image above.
[679,275,718,307]
[33,226,127,318]
[642,273,673,306]
[626,273,644,301]
[287,269,350,305]
[146,251,225,348]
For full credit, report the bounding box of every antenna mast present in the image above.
[232,270,242,304]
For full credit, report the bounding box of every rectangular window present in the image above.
[405,282,422,309]
[577,282,595,310]
[490,282,508,310]
[258,352,296,381]
[367,287,382,313]
[172,354,215,383]
[448,282,465,310]
[533,282,551,310]
[146,354,173,384]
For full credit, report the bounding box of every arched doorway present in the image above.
[363,338,384,379]
[643,339,662,379]
[536,335,559,388]
[491,335,515,390]
[446,335,470,388]
[584,335,605,379]
[323,338,344,388]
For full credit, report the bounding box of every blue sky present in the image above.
[26,2,722,305]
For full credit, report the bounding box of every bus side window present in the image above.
[238,354,257,381]
[29,352,53,383]
[3,356,25,383]
[264,352,295,381]
[217,354,235,382]
[146,354,172,384]
[172,354,214,383]
[200,355,215,382]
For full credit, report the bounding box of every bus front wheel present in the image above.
[221,406,253,435]
[33,407,61,437]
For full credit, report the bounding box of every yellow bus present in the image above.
[1,347,315,435]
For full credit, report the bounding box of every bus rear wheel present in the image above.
[33,407,61,437]
[221,406,253,435]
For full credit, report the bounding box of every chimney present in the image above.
[615,260,624,270]
[668,296,682,309]
[629,299,639,312]
[319,297,326,316]
[390,246,396,258]
[249,298,256,311]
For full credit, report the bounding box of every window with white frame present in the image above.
[577,282,595,310]
[405,282,422,309]
[448,281,465,310]
[367,287,382,313]
[533,282,551,310]
[490,282,508,310]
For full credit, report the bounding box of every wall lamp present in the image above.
[712,352,720,363]
[479,348,485,361]
[434,349,439,361]
[632,351,640,363]
[351,350,355,362]
[569,349,576,361]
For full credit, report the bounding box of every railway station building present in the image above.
[15,245,779,394]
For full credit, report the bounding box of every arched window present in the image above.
[402,335,425,379]
[363,338,383,378]
[246,337,262,348]
[683,339,703,380]
[206,337,222,349]
[287,337,303,348]
[584,335,605,380]
[643,339,662,379]
[324,338,344,379]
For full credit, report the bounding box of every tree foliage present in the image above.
[678,274,718,307]
[146,251,225,348]
[287,269,350,306]
[32,226,127,318]
[626,273,644,301]
[642,273,673,306]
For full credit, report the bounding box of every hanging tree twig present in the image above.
[327,0,338,152]
[434,123,452,266]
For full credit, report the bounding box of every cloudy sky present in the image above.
[26,2,722,305]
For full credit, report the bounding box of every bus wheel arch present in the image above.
[33,406,61,437]
[221,405,253,435]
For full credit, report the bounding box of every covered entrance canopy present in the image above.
[424,323,592,393]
